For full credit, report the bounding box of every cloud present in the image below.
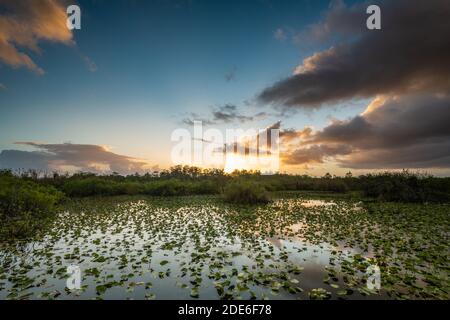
[281,93,450,169]
[212,105,258,123]
[224,66,237,82]
[339,141,450,169]
[259,0,450,172]
[181,113,216,126]
[0,142,152,174]
[274,28,287,42]
[81,54,98,72]
[293,0,366,45]
[224,121,281,155]
[258,0,450,109]
[182,104,268,125]
[282,144,352,165]
[309,95,450,149]
[0,83,6,90]
[0,0,73,74]
[280,127,312,145]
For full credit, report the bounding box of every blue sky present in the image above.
[2,0,447,175]
[0,0,364,165]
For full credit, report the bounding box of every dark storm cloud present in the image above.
[182,104,267,125]
[282,144,352,165]
[282,94,450,168]
[311,95,450,149]
[339,141,450,169]
[280,127,312,144]
[258,0,450,109]
[0,142,149,174]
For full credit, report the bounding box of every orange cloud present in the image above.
[0,142,154,174]
[0,0,73,74]
[281,93,450,169]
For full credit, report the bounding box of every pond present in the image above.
[0,195,448,300]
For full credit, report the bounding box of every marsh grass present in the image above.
[223,181,270,205]
[0,170,63,240]
[0,195,448,300]
[10,166,449,203]
[61,177,220,197]
[0,167,449,299]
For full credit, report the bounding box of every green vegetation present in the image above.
[0,166,449,239]
[1,167,449,238]
[60,177,219,197]
[0,170,63,240]
[223,180,270,204]
[0,167,449,300]
[0,195,448,300]
[5,166,450,203]
[360,171,450,202]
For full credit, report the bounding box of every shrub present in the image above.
[223,181,270,205]
[322,179,349,193]
[190,180,220,195]
[360,172,450,202]
[61,178,120,197]
[0,171,63,218]
[0,170,63,239]
[116,182,143,195]
[143,180,188,196]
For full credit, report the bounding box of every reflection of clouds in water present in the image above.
[300,200,336,208]
[0,197,381,300]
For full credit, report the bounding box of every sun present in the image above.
[224,153,243,173]
[224,153,280,174]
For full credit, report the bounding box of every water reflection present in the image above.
[0,197,382,300]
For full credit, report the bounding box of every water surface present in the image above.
[0,196,448,300]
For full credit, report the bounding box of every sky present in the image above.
[0,0,450,176]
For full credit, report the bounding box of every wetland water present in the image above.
[0,195,448,300]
